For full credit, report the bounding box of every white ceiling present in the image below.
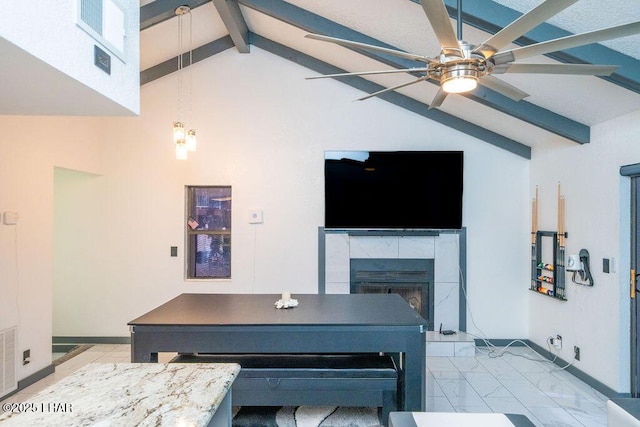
[139,0,640,152]
[3,0,640,152]
[304,1,639,117]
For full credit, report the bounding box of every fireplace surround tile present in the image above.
[321,229,465,332]
[399,236,436,259]
[325,281,349,294]
[325,233,350,282]
[434,282,459,330]
[434,233,460,283]
[350,236,399,258]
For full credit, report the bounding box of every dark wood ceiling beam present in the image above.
[141,0,211,30]
[251,33,531,159]
[141,0,249,53]
[140,0,640,145]
[212,0,250,53]
[436,0,640,95]
[238,0,589,144]
[140,36,235,85]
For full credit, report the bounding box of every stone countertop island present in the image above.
[0,362,240,426]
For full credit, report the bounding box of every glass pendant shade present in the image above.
[176,141,188,160]
[173,121,185,144]
[172,7,197,159]
[186,129,196,151]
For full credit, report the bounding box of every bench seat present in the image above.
[170,353,398,424]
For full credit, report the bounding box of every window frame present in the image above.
[185,185,232,280]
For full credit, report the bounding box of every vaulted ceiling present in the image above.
[140,0,640,159]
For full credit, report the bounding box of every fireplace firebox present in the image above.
[350,258,434,330]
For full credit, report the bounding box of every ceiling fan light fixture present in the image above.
[441,65,479,94]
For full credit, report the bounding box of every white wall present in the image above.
[529,109,640,392]
[0,117,105,386]
[2,45,530,384]
[0,0,139,115]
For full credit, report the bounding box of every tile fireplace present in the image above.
[319,228,466,332]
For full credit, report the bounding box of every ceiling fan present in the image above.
[305,0,640,109]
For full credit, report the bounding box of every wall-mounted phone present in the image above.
[567,249,594,286]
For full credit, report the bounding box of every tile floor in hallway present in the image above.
[2,344,610,426]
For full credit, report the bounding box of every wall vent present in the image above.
[0,327,17,396]
[77,0,125,61]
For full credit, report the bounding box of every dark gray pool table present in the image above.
[128,293,427,411]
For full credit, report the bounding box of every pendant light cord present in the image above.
[188,10,193,128]
[177,12,184,123]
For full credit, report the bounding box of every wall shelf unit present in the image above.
[530,230,567,301]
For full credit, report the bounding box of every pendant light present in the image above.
[173,5,196,159]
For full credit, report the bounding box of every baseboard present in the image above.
[52,336,131,344]
[525,339,629,399]
[474,337,628,399]
[0,364,54,402]
[52,344,78,353]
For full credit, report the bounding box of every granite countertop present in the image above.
[0,362,240,426]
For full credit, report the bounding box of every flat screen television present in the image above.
[324,150,463,229]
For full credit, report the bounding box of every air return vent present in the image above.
[77,0,125,60]
[0,327,17,396]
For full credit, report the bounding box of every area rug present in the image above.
[232,406,382,427]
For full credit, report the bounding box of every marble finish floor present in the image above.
[2,344,609,426]
[428,346,609,426]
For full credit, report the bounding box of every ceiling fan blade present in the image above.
[492,63,618,76]
[478,75,529,101]
[305,33,435,63]
[473,0,578,58]
[305,68,429,80]
[421,0,459,51]
[428,88,448,110]
[493,21,640,64]
[357,76,429,101]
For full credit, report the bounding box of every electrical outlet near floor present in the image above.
[23,349,31,365]
[553,335,562,350]
[574,346,581,361]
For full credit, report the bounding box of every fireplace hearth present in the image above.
[350,258,434,330]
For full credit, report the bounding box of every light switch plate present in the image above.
[3,211,19,225]
[248,209,263,224]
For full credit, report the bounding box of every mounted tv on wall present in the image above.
[324,150,463,229]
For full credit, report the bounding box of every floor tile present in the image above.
[437,378,486,406]
[528,406,587,426]
[1,343,611,427]
[462,372,514,398]
[425,396,455,412]
[482,396,542,426]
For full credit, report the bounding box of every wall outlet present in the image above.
[574,346,581,361]
[553,335,562,350]
[23,349,31,365]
